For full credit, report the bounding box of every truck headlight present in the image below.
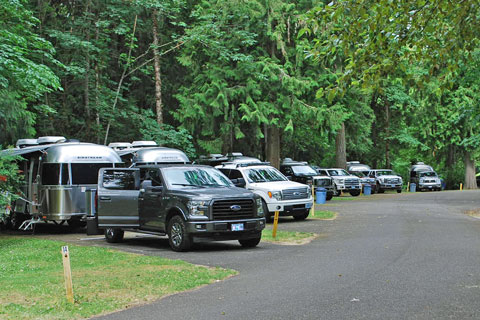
[256,198,264,217]
[187,200,207,217]
[268,191,282,201]
[334,179,344,186]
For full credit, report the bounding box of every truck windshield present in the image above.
[163,167,233,188]
[291,165,317,175]
[328,169,349,176]
[245,167,287,183]
[420,171,437,177]
[377,170,393,176]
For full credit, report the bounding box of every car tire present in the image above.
[105,227,124,243]
[167,215,192,252]
[239,234,261,248]
[397,189,402,193]
[293,210,310,221]
[326,193,333,201]
[263,200,272,223]
[376,183,384,193]
[349,190,361,197]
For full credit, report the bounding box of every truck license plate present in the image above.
[231,223,244,231]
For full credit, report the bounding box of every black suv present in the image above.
[280,159,334,200]
[96,165,266,251]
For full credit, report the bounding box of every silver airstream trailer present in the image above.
[117,146,190,166]
[3,140,122,229]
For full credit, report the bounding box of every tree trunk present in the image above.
[385,103,390,168]
[266,126,280,168]
[335,122,346,169]
[84,0,91,122]
[152,9,163,125]
[464,151,477,189]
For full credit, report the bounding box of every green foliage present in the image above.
[0,151,22,222]
[138,110,196,159]
[0,0,61,143]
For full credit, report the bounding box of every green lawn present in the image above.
[0,236,236,320]
[262,228,317,244]
[310,210,337,220]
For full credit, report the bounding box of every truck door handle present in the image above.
[99,196,111,201]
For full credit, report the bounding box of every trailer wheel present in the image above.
[167,215,192,252]
[105,228,124,243]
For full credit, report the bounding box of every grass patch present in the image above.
[0,236,236,320]
[261,228,317,245]
[310,210,337,220]
[465,209,480,218]
[330,196,357,201]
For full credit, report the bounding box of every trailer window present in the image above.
[102,170,137,190]
[71,163,113,185]
[41,164,69,185]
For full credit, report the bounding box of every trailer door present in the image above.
[97,168,140,228]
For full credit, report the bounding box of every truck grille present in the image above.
[315,178,332,187]
[282,187,309,200]
[212,199,255,221]
[385,178,400,184]
[345,179,360,187]
[424,179,436,183]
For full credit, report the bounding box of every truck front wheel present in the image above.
[239,234,261,248]
[105,228,124,243]
[349,190,361,197]
[167,215,192,252]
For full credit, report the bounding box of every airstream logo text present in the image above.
[76,156,104,160]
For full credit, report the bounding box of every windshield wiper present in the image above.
[171,183,206,188]
[202,183,229,187]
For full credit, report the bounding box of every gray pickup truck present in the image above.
[96,165,266,251]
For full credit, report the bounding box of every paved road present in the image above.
[80,190,480,319]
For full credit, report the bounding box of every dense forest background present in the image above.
[1,0,480,188]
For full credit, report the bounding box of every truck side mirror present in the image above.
[232,178,246,188]
[140,180,152,192]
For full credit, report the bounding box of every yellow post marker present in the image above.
[460,183,463,191]
[407,182,410,192]
[311,185,315,217]
[272,211,280,238]
[61,246,74,304]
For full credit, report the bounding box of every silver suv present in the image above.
[315,168,362,196]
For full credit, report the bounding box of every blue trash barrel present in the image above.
[315,188,327,204]
[363,184,371,195]
[410,183,416,192]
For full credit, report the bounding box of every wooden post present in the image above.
[272,211,280,238]
[61,246,74,304]
[311,185,315,217]
[460,183,463,191]
[407,182,410,192]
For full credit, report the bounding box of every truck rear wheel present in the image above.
[239,235,261,248]
[167,215,192,252]
[105,228,124,243]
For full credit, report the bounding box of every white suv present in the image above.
[217,162,313,221]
